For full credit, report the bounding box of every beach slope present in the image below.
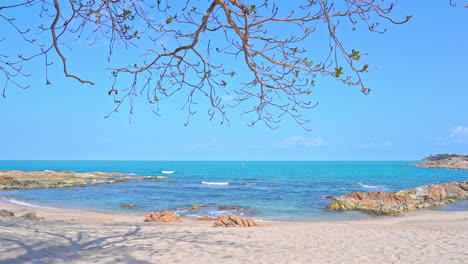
[0,201,467,264]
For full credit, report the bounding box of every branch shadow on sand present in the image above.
[0,219,250,263]
[0,222,152,264]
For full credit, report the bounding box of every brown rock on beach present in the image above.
[145,210,182,223]
[0,209,15,217]
[214,214,266,227]
[22,212,45,221]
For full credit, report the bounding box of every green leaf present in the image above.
[349,49,361,60]
[334,67,343,78]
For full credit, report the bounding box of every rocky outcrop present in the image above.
[22,212,45,221]
[0,170,167,190]
[327,191,417,216]
[409,156,468,170]
[214,214,266,227]
[145,211,182,223]
[0,170,125,181]
[0,209,15,217]
[0,170,126,190]
[327,181,468,216]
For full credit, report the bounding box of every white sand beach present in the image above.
[0,201,467,264]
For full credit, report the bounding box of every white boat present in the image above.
[161,171,175,174]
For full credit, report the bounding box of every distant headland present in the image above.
[409,154,468,170]
[422,154,468,162]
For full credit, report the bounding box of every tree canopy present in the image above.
[0,0,427,129]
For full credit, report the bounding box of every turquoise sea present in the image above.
[1,161,467,220]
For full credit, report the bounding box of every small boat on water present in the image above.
[161,171,175,174]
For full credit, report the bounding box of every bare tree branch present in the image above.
[2,0,455,129]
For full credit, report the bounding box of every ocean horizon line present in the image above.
[0,159,419,162]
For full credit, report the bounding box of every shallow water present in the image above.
[1,161,467,220]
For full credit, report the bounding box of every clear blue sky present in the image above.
[0,1,467,161]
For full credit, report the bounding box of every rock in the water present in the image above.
[22,212,45,221]
[409,156,468,170]
[199,216,213,221]
[218,205,245,211]
[121,204,137,209]
[192,204,212,211]
[0,170,125,190]
[239,210,259,216]
[0,209,15,217]
[327,181,468,215]
[214,214,266,227]
[327,191,416,216]
[145,210,182,223]
[90,180,105,185]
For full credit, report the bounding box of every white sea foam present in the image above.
[201,181,229,186]
[355,183,384,189]
[144,176,167,179]
[161,171,175,174]
[1,196,79,211]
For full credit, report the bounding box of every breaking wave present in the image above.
[201,181,229,186]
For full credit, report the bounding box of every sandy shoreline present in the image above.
[1,201,467,263]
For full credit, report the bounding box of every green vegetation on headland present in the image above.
[423,154,468,161]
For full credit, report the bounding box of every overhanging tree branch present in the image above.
[2,0,459,129]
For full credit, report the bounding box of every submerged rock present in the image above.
[218,205,246,211]
[239,210,259,216]
[191,204,212,210]
[145,210,182,223]
[0,209,15,217]
[90,180,106,185]
[327,181,468,216]
[214,214,266,227]
[121,204,138,209]
[408,156,468,170]
[22,212,45,221]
